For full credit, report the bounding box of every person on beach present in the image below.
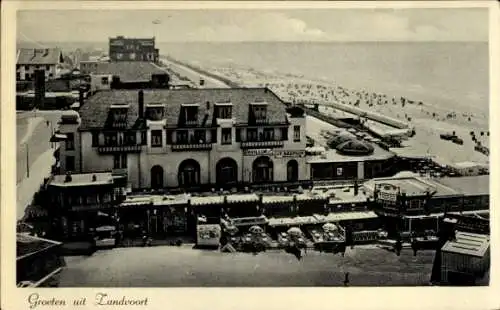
[344,272,350,287]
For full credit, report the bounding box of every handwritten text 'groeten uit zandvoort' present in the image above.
[27,293,149,309]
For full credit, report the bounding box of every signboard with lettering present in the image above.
[243,149,306,158]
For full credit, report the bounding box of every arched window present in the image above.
[216,158,238,185]
[178,159,201,187]
[287,160,299,182]
[252,156,274,183]
[151,165,164,189]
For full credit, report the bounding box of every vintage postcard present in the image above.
[1,1,499,310]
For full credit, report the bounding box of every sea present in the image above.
[159,42,489,118]
[22,41,489,117]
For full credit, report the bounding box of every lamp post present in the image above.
[26,143,30,178]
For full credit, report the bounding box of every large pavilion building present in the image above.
[56,88,308,191]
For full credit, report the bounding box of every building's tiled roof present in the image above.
[90,61,167,83]
[79,88,289,130]
[17,48,63,65]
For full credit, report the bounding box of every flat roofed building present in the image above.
[362,175,489,237]
[440,231,490,285]
[109,36,159,63]
[56,88,308,191]
[46,172,124,240]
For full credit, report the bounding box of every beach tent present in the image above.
[287,227,303,236]
[249,225,264,234]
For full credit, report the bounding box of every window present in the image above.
[101,77,109,85]
[194,130,206,143]
[215,106,232,119]
[66,156,75,172]
[104,132,117,146]
[211,129,217,143]
[235,129,241,142]
[293,125,301,142]
[48,73,53,78]
[184,106,198,123]
[16,72,20,80]
[263,128,274,141]
[65,133,75,150]
[166,130,173,144]
[46,65,50,71]
[24,65,29,70]
[247,128,258,142]
[151,130,163,147]
[281,127,288,141]
[141,131,147,145]
[124,132,136,145]
[336,167,343,176]
[116,53,123,60]
[176,130,188,144]
[113,154,127,169]
[91,132,99,147]
[252,105,267,120]
[221,128,232,145]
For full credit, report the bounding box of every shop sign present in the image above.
[243,149,306,158]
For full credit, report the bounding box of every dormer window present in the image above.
[182,103,199,125]
[251,102,268,122]
[215,102,232,119]
[110,104,129,128]
[145,103,164,121]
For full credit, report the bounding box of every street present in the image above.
[59,245,434,287]
[17,111,62,184]
[17,110,63,220]
[160,58,231,88]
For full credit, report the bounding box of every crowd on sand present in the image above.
[198,63,489,165]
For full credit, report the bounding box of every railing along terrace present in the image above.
[171,142,213,151]
[240,140,284,149]
[97,144,142,153]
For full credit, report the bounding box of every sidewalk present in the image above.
[17,148,55,221]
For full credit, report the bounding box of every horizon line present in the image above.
[17,39,488,44]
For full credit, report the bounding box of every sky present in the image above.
[17,8,488,43]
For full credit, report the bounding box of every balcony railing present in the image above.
[171,143,213,151]
[240,140,284,149]
[112,168,128,176]
[97,145,142,153]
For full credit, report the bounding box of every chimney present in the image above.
[79,87,84,106]
[34,70,45,109]
[138,90,144,118]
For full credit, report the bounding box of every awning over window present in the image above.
[50,133,67,142]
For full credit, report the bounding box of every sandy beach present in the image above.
[185,62,489,166]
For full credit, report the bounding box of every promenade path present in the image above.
[159,58,231,88]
